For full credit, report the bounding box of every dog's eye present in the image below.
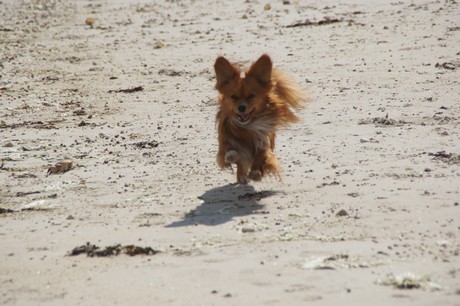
[230,95,238,101]
[247,93,255,100]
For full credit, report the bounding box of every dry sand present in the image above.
[1,0,459,305]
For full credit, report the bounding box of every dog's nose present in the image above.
[238,104,247,113]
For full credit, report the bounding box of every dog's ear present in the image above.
[247,54,272,87]
[214,56,239,90]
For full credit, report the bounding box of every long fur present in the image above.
[214,54,306,184]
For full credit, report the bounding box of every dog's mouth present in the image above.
[237,110,254,124]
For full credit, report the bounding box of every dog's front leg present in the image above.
[249,149,280,180]
[224,150,249,184]
[248,149,266,181]
[224,150,239,164]
[249,134,280,180]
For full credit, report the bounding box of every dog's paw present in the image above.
[225,150,239,164]
[249,170,262,181]
[237,175,249,185]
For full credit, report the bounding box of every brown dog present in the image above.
[214,54,306,184]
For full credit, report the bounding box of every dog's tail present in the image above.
[272,69,307,110]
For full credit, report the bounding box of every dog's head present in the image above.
[214,54,273,125]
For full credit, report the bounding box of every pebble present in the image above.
[241,226,256,233]
[336,209,349,217]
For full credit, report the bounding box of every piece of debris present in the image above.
[69,243,98,256]
[371,117,398,125]
[130,140,159,149]
[68,242,160,257]
[20,200,53,211]
[358,114,407,126]
[241,226,256,233]
[360,137,379,143]
[108,86,144,93]
[428,151,460,165]
[429,151,452,159]
[336,209,349,217]
[73,109,86,116]
[302,254,356,270]
[377,272,441,291]
[16,191,41,197]
[0,207,15,214]
[435,62,456,70]
[0,120,60,129]
[158,69,183,77]
[15,172,37,178]
[287,17,343,28]
[123,245,160,256]
[317,181,340,188]
[99,132,112,139]
[47,160,73,175]
[85,17,95,28]
[154,40,165,49]
[302,257,329,270]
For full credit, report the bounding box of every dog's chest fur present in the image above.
[226,116,274,160]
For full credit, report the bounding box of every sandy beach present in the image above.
[1,0,459,305]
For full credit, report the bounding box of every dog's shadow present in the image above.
[165,184,278,227]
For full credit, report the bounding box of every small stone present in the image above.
[242,226,256,233]
[85,17,95,28]
[47,160,73,175]
[360,137,378,143]
[154,40,165,49]
[336,209,349,217]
